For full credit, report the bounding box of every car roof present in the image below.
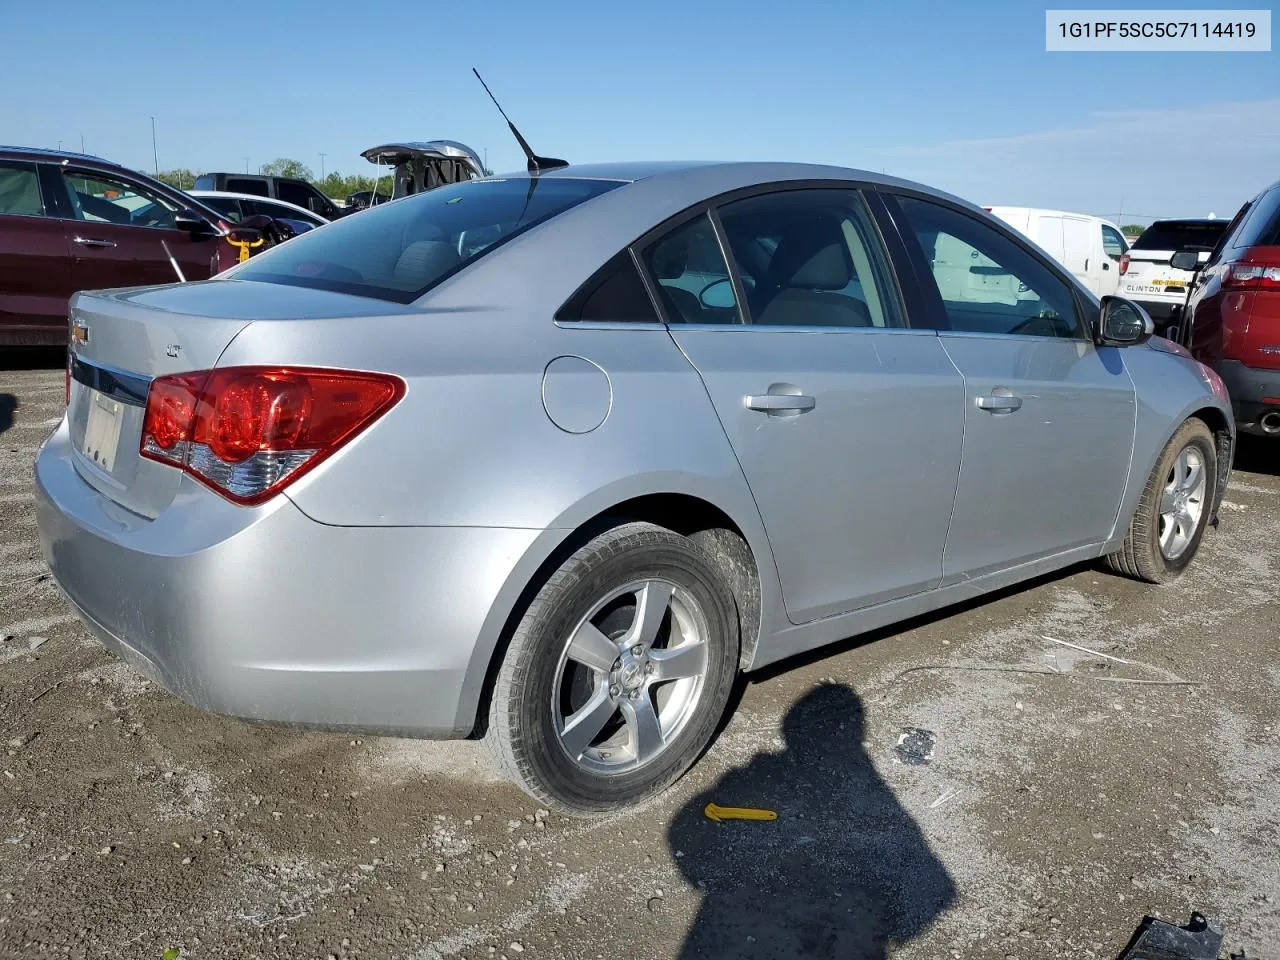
[493,160,973,204]
[0,144,114,166]
[1144,218,1226,228]
[189,189,328,221]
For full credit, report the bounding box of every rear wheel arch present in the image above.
[462,492,767,739]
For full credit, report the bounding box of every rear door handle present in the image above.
[745,393,816,415]
[976,393,1023,413]
[72,237,117,249]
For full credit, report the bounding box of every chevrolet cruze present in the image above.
[36,161,1233,813]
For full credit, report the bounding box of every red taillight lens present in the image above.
[1119,253,1130,276]
[1223,260,1280,290]
[140,366,404,505]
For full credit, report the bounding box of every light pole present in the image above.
[319,153,327,180]
[244,157,250,174]
[150,117,159,174]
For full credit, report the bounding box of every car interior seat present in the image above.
[755,217,871,327]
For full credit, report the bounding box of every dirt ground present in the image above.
[2,356,1277,960]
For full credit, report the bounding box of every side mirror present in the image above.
[1170,250,1200,272]
[698,278,736,309]
[1096,295,1155,347]
[174,212,213,235]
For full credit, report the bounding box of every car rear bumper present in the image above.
[1216,359,1280,436]
[34,420,542,736]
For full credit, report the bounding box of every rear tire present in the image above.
[486,522,739,815]
[1106,418,1217,583]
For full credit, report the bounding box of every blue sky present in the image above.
[3,0,1277,224]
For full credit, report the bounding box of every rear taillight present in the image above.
[1223,260,1280,290]
[1119,253,1130,276]
[140,366,404,505]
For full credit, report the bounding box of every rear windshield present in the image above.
[1229,184,1280,249]
[1132,220,1228,252]
[233,177,622,303]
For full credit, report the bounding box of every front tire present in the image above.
[1106,418,1218,583]
[486,522,740,815]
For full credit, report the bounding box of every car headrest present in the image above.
[770,222,853,290]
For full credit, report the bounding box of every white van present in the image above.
[985,206,1129,297]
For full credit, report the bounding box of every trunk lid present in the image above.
[66,278,401,518]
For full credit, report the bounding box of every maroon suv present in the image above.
[1178,179,1280,438]
[0,146,240,347]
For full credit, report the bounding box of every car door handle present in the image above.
[745,393,816,415]
[72,237,117,249]
[975,394,1023,413]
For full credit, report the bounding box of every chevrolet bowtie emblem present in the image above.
[70,320,90,346]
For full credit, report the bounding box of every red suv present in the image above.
[0,146,240,347]
[1178,179,1280,438]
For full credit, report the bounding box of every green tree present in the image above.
[154,168,197,190]
[259,158,314,181]
[1120,224,1146,237]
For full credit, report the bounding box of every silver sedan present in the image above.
[35,161,1234,813]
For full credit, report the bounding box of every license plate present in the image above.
[82,391,124,473]
[1152,278,1185,288]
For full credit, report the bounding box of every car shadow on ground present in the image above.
[1234,435,1278,477]
[668,684,955,959]
[0,393,15,435]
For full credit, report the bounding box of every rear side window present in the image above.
[226,177,269,197]
[716,189,902,328]
[234,176,622,304]
[276,180,317,209]
[641,213,740,324]
[200,195,243,221]
[557,252,659,323]
[1133,220,1229,252]
[245,199,321,225]
[0,161,44,216]
[193,175,215,190]
[1229,184,1280,248]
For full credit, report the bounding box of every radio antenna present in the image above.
[472,68,568,175]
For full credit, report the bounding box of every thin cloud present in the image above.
[872,99,1280,220]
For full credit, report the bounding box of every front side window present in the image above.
[896,196,1081,339]
[60,170,180,229]
[233,176,621,304]
[1101,225,1127,260]
[716,189,901,328]
[226,177,269,197]
[641,213,739,324]
[0,161,44,217]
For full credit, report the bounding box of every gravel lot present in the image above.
[2,354,1277,960]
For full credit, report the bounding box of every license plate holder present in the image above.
[82,391,124,473]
